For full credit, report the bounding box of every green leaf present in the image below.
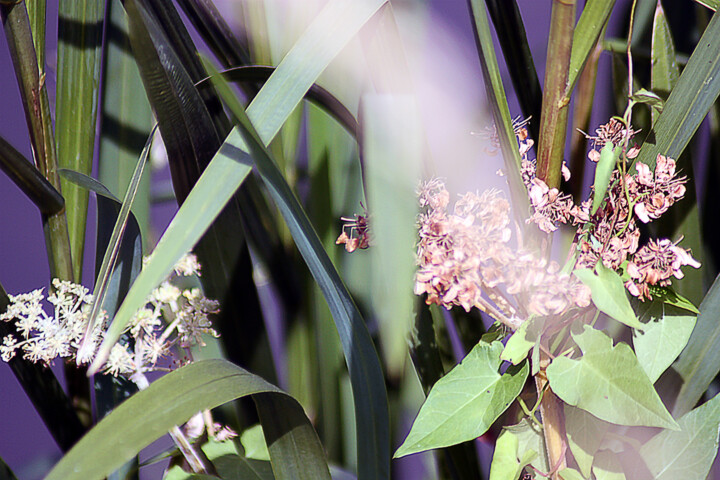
[394,341,529,457]
[694,0,718,11]
[467,0,529,222]
[547,325,678,429]
[650,286,700,314]
[672,274,720,416]
[633,300,696,383]
[640,392,720,480]
[208,61,390,479]
[363,95,421,376]
[634,9,720,171]
[558,467,586,480]
[650,1,679,102]
[164,466,219,480]
[567,0,616,92]
[592,450,626,480]
[591,143,621,214]
[488,427,536,480]
[46,360,330,480]
[505,418,548,474]
[202,438,274,480]
[56,0,105,282]
[501,317,545,365]
[630,88,665,113]
[565,404,611,478]
[574,263,643,330]
[241,425,271,461]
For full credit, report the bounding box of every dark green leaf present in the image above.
[567,0,616,92]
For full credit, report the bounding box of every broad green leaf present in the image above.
[547,325,678,429]
[46,360,330,480]
[565,404,611,478]
[592,143,621,214]
[56,0,105,282]
[650,286,700,314]
[592,450,626,480]
[634,9,720,171]
[574,263,643,330]
[672,274,720,416]
[501,317,545,365]
[640,392,720,480]
[394,341,528,457]
[202,438,274,480]
[567,0,616,92]
[506,418,548,474]
[633,300,696,383]
[364,95,421,376]
[559,467,586,480]
[488,428,536,480]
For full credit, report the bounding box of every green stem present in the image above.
[536,0,576,190]
[0,1,90,427]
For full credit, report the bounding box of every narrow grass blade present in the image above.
[467,0,528,220]
[98,0,153,239]
[363,95,421,377]
[211,64,390,480]
[56,0,105,282]
[567,0,616,93]
[694,0,718,10]
[634,9,720,170]
[46,360,331,480]
[0,134,64,214]
[485,0,542,142]
[672,274,720,416]
[25,0,45,68]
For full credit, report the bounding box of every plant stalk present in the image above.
[0,0,91,427]
[535,352,567,480]
[536,0,576,190]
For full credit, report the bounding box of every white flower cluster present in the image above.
[0,254,219,379]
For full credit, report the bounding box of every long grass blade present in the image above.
[566,0,616,93]
[56,0,105,282]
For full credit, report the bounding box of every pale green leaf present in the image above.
[592,450,626,480]
[565,404,611,478]
[630,88,665,113]
[241,425,271,461]
[592,143,621,214]
[640,392,720,480]
[633,300,696,383]
[501,317,545,365]
[574,263,643,330]
[163,465,219,480]
[395,341,528,457]
[558,467,586,480]
[488,428,535,480]
[547,326,678,429]
[505,418,548,474]
[202,438,274,480]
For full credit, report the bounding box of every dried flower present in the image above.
[583,118,640,163]
[336,206,372,253]
[625,238,700,300]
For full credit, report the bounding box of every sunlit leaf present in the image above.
[565,404,611,478]
[547,326,678,429]
[395,341,528,457]
[633,300,696,383]
[640,392,720,480]
[592,450,626,480]
[574,263,643,330]
[591,143,621,214]
[46,360,330,480]
[488,427,536,480]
